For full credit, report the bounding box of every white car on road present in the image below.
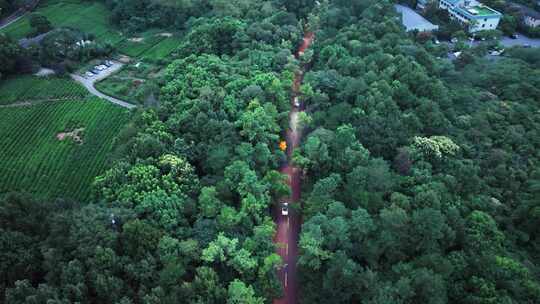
[281,202,289,216]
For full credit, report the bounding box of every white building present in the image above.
[422,0,503,33]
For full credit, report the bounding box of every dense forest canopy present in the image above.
[294,0,540,303]
[1,0,540,303]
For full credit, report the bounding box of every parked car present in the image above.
[510,34,518,39]
[523,44,531,48]
[104,60,114,67]
[85,72,94,78]
[281,202,289,216]
[451,37,458,43]
[90,69,99,74]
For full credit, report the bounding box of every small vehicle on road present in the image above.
[281,202,289,216]
[85,72,95,78]
[510,34,518,39]
[293,97,301,108]
[104,60,114,67]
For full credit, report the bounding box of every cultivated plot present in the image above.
[0,75,88,105]
[0,98,130,201]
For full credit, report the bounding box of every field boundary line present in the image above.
[0,97,86,108]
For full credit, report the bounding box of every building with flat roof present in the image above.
[423,0,502,32]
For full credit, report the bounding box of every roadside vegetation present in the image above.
[0,0,303,302]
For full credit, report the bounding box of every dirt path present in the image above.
[273,32,314,304]
[70,62,136,109]
[0,98,75,108]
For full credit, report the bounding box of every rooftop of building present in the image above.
[453,4,502,19]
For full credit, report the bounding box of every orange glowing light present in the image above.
[279,141,287,151]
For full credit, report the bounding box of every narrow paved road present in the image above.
[273,32,314,304]
[0,11,25,30]
[70,62,136,109]
[0,0,41,30]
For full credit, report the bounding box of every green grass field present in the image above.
[141,36,183,60]
[0,0,124,44]
[0,75,88,105]
[0,98,130,201]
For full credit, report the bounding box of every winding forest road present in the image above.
[273,32,314,304]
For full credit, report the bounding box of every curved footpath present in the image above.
[70,62,136,109]
[273,32,314,304]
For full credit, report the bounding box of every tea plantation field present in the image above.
[0,76,88,105]
[0,98,131,201]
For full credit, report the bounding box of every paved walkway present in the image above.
[70,62,136,109]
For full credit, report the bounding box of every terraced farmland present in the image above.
[0,98,130,201]
[0,76,88,105]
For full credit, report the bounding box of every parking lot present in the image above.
[84,60,118,79]
[71,60,135,109]
[499,34,540,48]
